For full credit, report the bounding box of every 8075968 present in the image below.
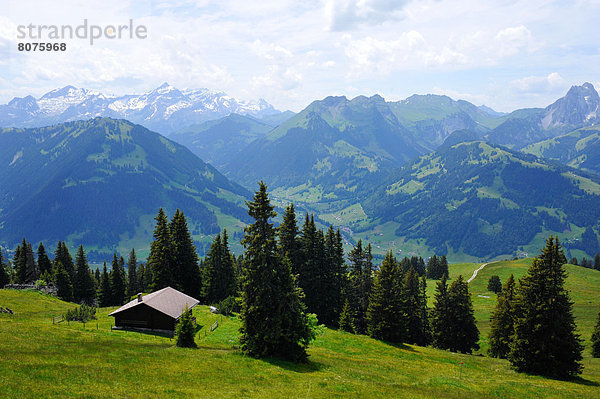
[17,43,67,51]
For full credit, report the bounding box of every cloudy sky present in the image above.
[1,0,599,112]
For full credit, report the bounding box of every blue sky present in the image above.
[1,0,599,112]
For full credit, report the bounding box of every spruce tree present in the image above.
[508,236,583,378]
[440,255,449,279]
[348,240,374,334]
[338,298,355,333]
[98,262,112,307]
[54,261,73,302]
[15,239,38,283]
[418,276,431,345]
[591,310,600,358]
[202,231,236,303]
[488,274,516,359]
[431,274,452,350]
[110,253,127,306]
[55,241,75,282]
[126,249,138,298]
[137,263,146,292]
[487,275,502,294]
[175,305,197,348]
[323,226,346,327]
[148,208,174,291]
[299,214,320,316]
[367,251,404,342]
[170,210,201,298]
[278,203,302,274]
[595,253,600,271]
[0,248,9,287]
[433,274,479,353]
[403,267,429,345]
[37,243,52,278]
[426,255,442,279]
[13,245,25,283]
[569,257,578,266]
[73,245,96,304]
[239,182,312,362]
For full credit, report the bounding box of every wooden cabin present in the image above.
[109,286,199,335]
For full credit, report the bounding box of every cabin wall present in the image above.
[113,304,176,331]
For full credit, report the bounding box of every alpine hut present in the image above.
[109,286,199,335]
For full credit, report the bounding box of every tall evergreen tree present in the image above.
[202,231,236,303]
[445,275,479,353]
[239,182,312,362]
[439,255,449,278]
[489,274,516,359]
[426,255,442,279]
[126,249,138,298]
[431,274,452,350]
[487,275,502,294]
[170,210,201,298]
[54,261,73,302]
[418,276,431,345]
[73,245,96,304]
[348,240,374,334]
[591,310,600,358]
[137,263,146,292]
[0,248,9,287]
[322,226,346,327]
[367,251,404,342]
[94,268,100,286]
[509,236,583,378]
[15,239,38,283]
[98,262,112,307]
[148,208,174,291]
[37,243,52,278]
[403,267,430,345]
[278,204,302,274]
[54,241,75,282]
[594,253,600,271]
[110,253,127,306]
[298,214,320,316]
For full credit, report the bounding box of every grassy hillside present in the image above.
[1,261,599,398]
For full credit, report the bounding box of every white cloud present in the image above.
[325,0,411,31]
[510,72,566,94]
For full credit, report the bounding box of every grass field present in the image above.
[1,259,599,398]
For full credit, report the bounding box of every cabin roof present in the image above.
[108,286,200,319]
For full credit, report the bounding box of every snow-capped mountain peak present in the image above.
[0,84,281,134]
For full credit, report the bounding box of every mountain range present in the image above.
[0,118,250,260]
[1,82,599,261]
[0,83,282,134]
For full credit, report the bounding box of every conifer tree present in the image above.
[595,253,600,271]
[15,239,38,283]
[0,248,9,287]
[431,274,452,350]
[239,182,312,362]
[54,261,73,302]
[202,231,236,303]
[37,243,52,278]
[348,240,374,334]
[403,267,429,345]
[418,276,431,345]
[148,208,174,291]
[367,251,404,342]
[94,268,100,285]
[126,249,138,298]
[110,253,127,306]
[592,310,600,358]
[170,210,201,298]
[443,275,479,353]
[175,305,197,348]
[426,255,442,279]
[54,241,75,282]
[569,257,578,266]
[299,214,320,315]
[338,298,355,333]
[73,245,96,304]
[509,236,583,378]
[489,274,516,359]
[279,203,302,273]
[98,262,112,307]
[487,275,502,294]
[323,225,346,327]
[137,263,146,292]
[439,255,449,278]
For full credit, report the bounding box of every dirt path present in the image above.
[467,263,488,283]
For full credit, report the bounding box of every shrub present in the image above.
[217,295,239,316]
[64,304,97,322]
